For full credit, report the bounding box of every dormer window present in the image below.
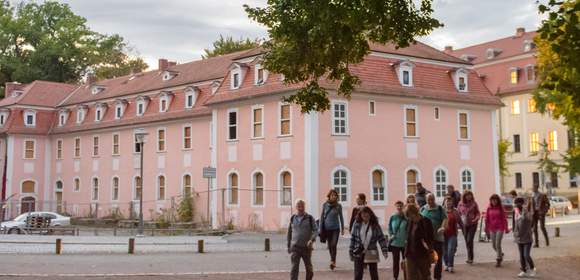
[510,68,519,84]
[486,48,502,60]
[453,69,469,92]
[185,86,198,109]
[161,70,178,81]
[158,91,174,113]
[135,96,150,116]
[91,85,106,95]
[254,64,268,85]
[94,103,107,122]
[210,80,221,95]
[233,73,240,89]
[58,110,69,126]
[396,61,414,87]
[523,40,535,52]
[0,110,9,126]
[229,62,247,90]
[23,110,36,127]
[114,100,127,120]
[11,90,23,98]
[76,106,87,124]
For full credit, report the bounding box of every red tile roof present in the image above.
[0,81,77,107]
[450,31,537,64]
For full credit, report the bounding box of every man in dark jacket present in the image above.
[531,186,550,247]
[415,182,431,208]
[444,185,461,208]
[287,199,317,280]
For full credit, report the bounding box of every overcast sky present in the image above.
[47,0,543,69]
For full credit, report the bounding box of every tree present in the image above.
[177,193,194,223]
[534,0,580,173]
[0,0,147,96]
[244,0,441,112]
[202,35,260,59]
[534,141,564,194]
[498,139,512,177]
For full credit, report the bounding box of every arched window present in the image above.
[461,169,473,192]
[333,169,348,202]
[112,177,120,201]
[434,168,447,198]
[74,178,81,192]
[228,173,239,205]
[158,175,166,200]
[21,180,35,193]
[406,169,418,194]
[21,196,36,214]
[92,177,99,201]
[280,171,292,206]
[134,176,142,200]
[183,174,192,196]
[372,170,385,202]
[253,172,264,206]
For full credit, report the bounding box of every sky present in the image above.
[43,0,544,69]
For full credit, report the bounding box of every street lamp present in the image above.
[135,128,148,237]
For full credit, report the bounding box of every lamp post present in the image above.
[135,128,148,237]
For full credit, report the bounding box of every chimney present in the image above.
[4,82,21,96]
[444,45,453,54]
[516,27,526,37]
[168,61,177,67]
[86,73,96,85]
[158,58,169,71]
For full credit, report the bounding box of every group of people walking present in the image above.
[286,184,551,280]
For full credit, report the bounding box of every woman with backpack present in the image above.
[349,206,389,280]
[485,194,509,267]
[320,189,344,270]
[458,190,481,264]
[388,201,408,280]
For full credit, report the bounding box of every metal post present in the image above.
[55,239,62,255]
[265,238,270,252]
[138,141,144,237]
[207,174,211,226]
[221,188,225,228]
[128,238,135,254]
[198,239,204,253]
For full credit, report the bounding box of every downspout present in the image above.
[1,136,8,222]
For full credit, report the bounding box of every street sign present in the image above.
[203,167,216,178]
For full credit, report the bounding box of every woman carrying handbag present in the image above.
[349,206,389,280]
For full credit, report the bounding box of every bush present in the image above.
[177,194,195,222]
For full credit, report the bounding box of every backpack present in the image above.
[290,214,315,231]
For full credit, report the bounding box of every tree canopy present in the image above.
[244,0,442,112]
[534,0,580,173]
[0,0,147,96]
[202,35,260,59]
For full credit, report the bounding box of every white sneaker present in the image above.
[528,268,537,277]
[518,271,528,278]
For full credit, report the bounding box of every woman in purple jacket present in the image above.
[458,190,481,264]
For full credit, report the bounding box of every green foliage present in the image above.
[244,0,442,112]
[533,141,563,176]
[202,35,260,59]
[534,0,580,172]
[0,0,147,92]
[177,193,194,223]
[498,139,512,177]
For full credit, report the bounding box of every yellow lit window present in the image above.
[527,99,537,113]
[530,132,540,153]
[548,131,558,151]
[510,69,518,84]
[511,100,520,115]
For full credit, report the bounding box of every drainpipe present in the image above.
[1,136,8,222]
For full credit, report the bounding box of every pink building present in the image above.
[1,42,502,230]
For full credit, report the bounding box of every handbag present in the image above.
[318,205,327,243]
[429,249,439,264]
[364,249,380,263]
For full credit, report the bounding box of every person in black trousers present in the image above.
[349,206,389,280]
[349,193,367,233]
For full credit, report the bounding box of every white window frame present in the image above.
[111,176,120,201]
[278,168,294,207]
[112,133,120,156]
[159,96,169,113]
[133,175,142,201]
[56,139,63,160]
[91,176,99,202]
[460,167,474,192]
[74,137,81,158]
[24,111,36,127]
[157,127,167,152]
[331,100,349,136]
[457,110,471,140]
[369,165,387,205]
[92,135,100,157]
[529,132,540,154]
[182,125,192,150]
[254,64,268,85]
[181,173,193,196]
[0,111,8,126]
[511,99,521,115]
[369,100,376,116]
[227,170,240,207]
[115,104,124,120]
[455,69,469,92]
[278,102,292,137]
[548,130,558,151]
[95,107,103,122]
[227,108,239,141]
[136,100,146,116]
[433,166,448,200]
[331,166,351,206]
[251,169,265,207]
[73,177,81,192]
[399,62,414,87]
[185,88,197,109]
[231,69,242,89]
[404,104,419,138]
[23,139,36,159]
[157,174,166,201]
[251,105,264,139]
[76,108,85,124]
[525,64,536,82]
[58,112,67,126]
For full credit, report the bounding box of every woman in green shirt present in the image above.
[388,201,408,280]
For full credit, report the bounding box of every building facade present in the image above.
[1,42,502,230]
[450,27,578,199]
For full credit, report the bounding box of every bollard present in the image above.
[265,238,270,252]
[555,227,560,238]
[113,227,117,236]
[55,239,62,255]
[128,238,135,254]
[75,228,79,236]
[198,239,204,253]
[94,228,98,236]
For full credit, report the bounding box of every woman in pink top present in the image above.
[485,194,509,267]
[458,190,481,264]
